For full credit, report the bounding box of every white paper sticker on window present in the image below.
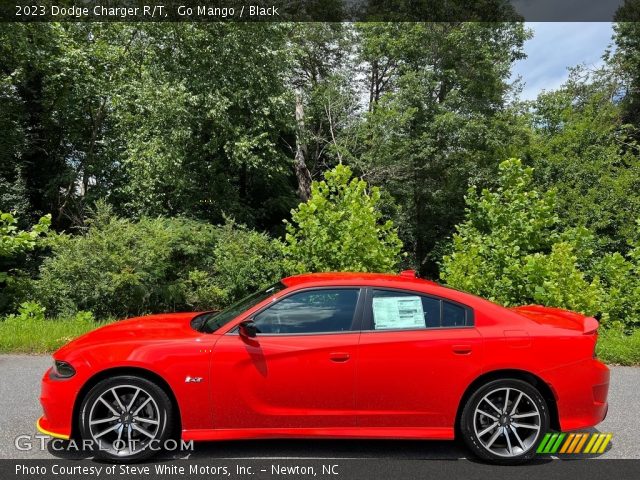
[372,296,425,330]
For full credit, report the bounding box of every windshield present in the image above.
[197,282,286,333]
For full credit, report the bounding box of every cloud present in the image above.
[511,22,614,101]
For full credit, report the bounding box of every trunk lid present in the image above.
[510,305,599,334]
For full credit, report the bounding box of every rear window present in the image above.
[369,289,472,330]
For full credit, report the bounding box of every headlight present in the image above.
[52,360,76,378]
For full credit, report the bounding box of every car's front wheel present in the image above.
[79,375,172,462]
[460,378,549,464]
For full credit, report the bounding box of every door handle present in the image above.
[329,352,350,362]
[452,344,472,355]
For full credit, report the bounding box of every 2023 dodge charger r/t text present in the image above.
[38,271,609,464]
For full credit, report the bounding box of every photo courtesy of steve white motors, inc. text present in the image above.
[14,463,339,477]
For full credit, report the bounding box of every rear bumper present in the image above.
[544,359,610,431]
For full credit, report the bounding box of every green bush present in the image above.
[440,159,600,315]
[181,219,287,310]
[592,223,640,329]
[34,204,285,319]
[0,212,51,263]
[1,212,51,312]
[283,164,403,273]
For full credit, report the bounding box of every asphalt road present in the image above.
[0,355,638,460]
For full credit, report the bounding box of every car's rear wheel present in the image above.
[79,375,172,462]
[460,378,549,464]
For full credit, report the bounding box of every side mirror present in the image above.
[239,320,258,339]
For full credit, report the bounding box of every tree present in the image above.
[528,65,640,254]
[0,23,301,234]
[440,159,600,315]
[283,164,403,273]
[0,24,140,228]
[349,22,531,276]
[288,24,358,200]
[612,1,640,138]
[112,24,297,231]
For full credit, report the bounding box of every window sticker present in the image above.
[372,296,425,330]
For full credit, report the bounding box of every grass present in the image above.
[1,313,639,365]
[0,314,111,354]
[596,327,640,366]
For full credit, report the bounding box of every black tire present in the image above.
[79,375,173,462]
[460,378,549,465]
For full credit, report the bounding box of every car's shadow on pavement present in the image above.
[182,439,468,460]
[48,438,469,462]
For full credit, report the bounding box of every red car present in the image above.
[38,271,609,464]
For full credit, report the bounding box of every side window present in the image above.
[369,289,472,330]
[371,290,440,330]
[442,301,467,327]
[253,289,359,335]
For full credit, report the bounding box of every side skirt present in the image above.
[182,427,454,442]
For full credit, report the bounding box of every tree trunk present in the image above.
[294,91,312,201]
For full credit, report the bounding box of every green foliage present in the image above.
[112,24,297,230]
[1,21,640,360]
[0,212,50,260]
[182,219,287,310]
[7,301,47,322]
[34,204,285,319]
[0,23,297,232]
[528,66,640,253]
[596,325,640,365]
[0,301,103,354]
[348,22,531,275]
[284,164,403,273]
[441,159,600,315]
[611,10,640,136]
[0,212,50,299]
[592,222,640,329]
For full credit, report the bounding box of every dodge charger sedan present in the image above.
[38,271,609,464]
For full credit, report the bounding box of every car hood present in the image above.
[510,305,599,334]
[54,312,203,356]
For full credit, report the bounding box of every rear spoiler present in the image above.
[583,316,599,335]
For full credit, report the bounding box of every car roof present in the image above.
[279,271,506,315]
[281,271,439,288]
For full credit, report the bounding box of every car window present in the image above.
[369,289,471,330]
[371,290,440,330]
[442,301,466,327]
[199,282,286,333]
[253,289,360,335]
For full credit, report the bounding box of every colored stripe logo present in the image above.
[537,432,612,454]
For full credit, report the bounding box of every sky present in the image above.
[511,23,615,101]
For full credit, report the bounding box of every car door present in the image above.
[211,287,363,430]
[356,288,483,431]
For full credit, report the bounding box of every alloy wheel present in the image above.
[472,386,542,457]
[87,384,161,457]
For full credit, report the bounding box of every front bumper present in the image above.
[36,415,69,440]
[37,367,81,440]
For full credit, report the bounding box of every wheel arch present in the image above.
[455,369,560,437]
[71,366,182,439]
